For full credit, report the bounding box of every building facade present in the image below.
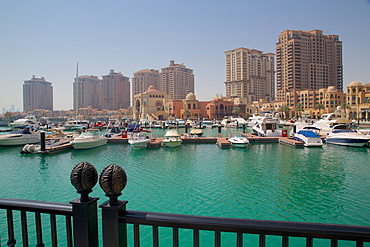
[160,60,194,100]
[224,48,275,102]
[132,69,160,105]
[23,75,53,112]
[100,69,130,110]
[133,85,171,120]
[73,75,101,110]
[276,29,343,101]
[346,81,370,120]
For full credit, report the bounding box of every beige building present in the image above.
[160,60,194,100]
[276,29,343,101]
[23,75,53,112]
[101,69,130,110]
[133,85,171,120]
[132,69,160,105]
[74,75,101,110]
[224,47,275,102]
[346,81,370,120]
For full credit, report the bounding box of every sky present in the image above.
[0,0,369,111]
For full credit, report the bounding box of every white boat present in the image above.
[228,130,249,148]
[325,124,370,147]
[292,127,323,147]
[221,116,247,128]
[62,119,90,130]
[104,126,123,138]
[71,129,107,150]
[0,126,40,146]
[252,115,283,137]
[247,112,281,128]
[313,113,355,135]
[190,128,203,137]
[128,130,153,149]
[162,130,182,147]
[9,115,39,130]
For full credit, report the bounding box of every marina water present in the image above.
[0,127,369,246]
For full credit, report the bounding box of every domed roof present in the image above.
[186,92,196,101]
[349,81,362,87]
[327,86,337,92]
[145,85,160,93]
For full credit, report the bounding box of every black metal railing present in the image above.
[0,161,369,247]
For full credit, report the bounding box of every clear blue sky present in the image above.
[1,0,369,111]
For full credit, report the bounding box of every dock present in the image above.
[216,138,231,148]
[36,142,74,154]
[148,138,162,148]
[278,137,305,147]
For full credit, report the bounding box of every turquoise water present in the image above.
[0,127,370,246]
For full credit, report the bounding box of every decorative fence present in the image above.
[0,161,369,247]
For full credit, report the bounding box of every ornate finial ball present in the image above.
[70,161,98,195]
[99,164,127,198]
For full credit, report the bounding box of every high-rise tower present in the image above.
[132,69,160,102]
[100,69,130,110]
[23,75,53,112]
[224,48,275,102]
[160,60,194,100]
[276,29,343,101]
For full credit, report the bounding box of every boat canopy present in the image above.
[297,130,320,138]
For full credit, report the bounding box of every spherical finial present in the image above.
[70,161,98,201]
[99,164,127,202]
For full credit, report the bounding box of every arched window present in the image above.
[220,104,224,110]
[193,104,196,109]
[188,104,191,109]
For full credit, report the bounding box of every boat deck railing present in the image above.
[0,162,369,247]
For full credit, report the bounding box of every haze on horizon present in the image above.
[1,0,369,111]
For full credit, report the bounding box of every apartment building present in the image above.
[132,69,160,103]
[23,75,53,112]
[224,47,275,103]
[100,69,130,110]
[276,29,343,101]
[160,60,194,100]
[73,75,101,110]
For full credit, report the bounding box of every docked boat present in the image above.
[252,115,283,137]
[292,127,323,147]
[325,124,370,147]
[162,130,182,147]
[228,131,249,148]
[247,111,281,128]
[104,126,123,138]
[0,126,40,146]
[221,116,247,128]
[189,128,203,137]
[20,135,75,154]
[8,115,39,131]
[313,113,355,135]
[128,130,153,149]
[62,119,90,130]
[70,129,107,150]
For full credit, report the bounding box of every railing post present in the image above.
[69,161,99,247]
[99,164,128,247]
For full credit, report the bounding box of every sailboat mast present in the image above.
[75,62,79,120]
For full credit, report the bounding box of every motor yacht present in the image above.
[325,124,370,147]
[128,130,153,149]
[292,127,323,147]
[0,126,40,146]
[313,113,355,135]
[162,130,182,147]
[252,115,283,137]
[70,129,107,150]
[9,115,39,131]
[228,130,249,148]
[221,117,247,128]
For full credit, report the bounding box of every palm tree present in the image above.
[232,107,240,117]
[341,103,351,118]
[315,104,325,119]
[295,103,304,118]
[279,105,291,120]
[182,110,191,119]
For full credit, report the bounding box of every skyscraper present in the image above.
[132,69,160,99]
[224,48,275,102]
[100,69,130,110]
[276,29,343,101]
[73,75,101,110]
[160,60,194,100]
[23,75,53,112]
